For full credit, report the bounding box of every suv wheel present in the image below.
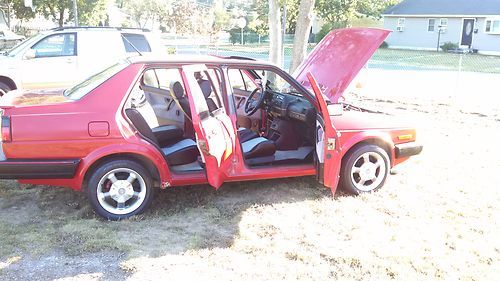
[0,82,12,97]
[340,144,390,195]
[86,159,154,220]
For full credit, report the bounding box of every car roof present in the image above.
[127,55,277,67]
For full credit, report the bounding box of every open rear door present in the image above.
[181,64,235,189]
[308,73,342,193]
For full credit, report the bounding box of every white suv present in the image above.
[0,27,164,95]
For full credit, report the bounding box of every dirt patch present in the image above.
[0,95,499,280]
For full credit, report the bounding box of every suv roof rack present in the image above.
[51,26,151,32]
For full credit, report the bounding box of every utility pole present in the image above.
[281,5,287,68]
[72,0,79,27]
[436,25,443,52]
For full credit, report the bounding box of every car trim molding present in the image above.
[0,159,80,179]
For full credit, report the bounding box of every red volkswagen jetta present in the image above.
[0,29,421,220]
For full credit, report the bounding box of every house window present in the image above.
[397,18,405,27]
[440,18,448,28]
[428,19,436,32]
[485,19,500,34]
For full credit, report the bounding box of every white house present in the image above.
[383,0,500,55]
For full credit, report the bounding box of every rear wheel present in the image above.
[340,144,390,195]
[0,82,12,97]
[86,159,154,220]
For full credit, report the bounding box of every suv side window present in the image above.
[32,33,76,58]
[121,33,151,53]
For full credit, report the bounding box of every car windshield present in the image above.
[64,60,129,100]
[4,33,43,57]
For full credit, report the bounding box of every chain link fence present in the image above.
[166,35,499,116]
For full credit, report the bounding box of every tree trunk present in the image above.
[268,0,282,68]
[58,9,65,27]
[289,0,315,74]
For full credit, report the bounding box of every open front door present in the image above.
[181,64,235,189]
[308,73,342,193]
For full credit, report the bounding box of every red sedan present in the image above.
[0,28,421,220]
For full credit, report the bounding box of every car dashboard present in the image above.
[265,91,316,124]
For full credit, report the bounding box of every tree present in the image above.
[1,0,36,27]
[289,0,314,73]
[36,0,108,27]
[268,0,282,67]
[356,0,399,19]
[315,0,357,28]
[315,0,400,29]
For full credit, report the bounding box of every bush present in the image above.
[440,42,459,52]
[315,23,333,43]
[379,41,389,48]
[315,22,348,43]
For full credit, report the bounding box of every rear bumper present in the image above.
[395,142,423,158]
[0,159,80,179]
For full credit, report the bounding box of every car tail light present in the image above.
[1,116,12,142]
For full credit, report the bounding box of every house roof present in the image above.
[383,0,500,16]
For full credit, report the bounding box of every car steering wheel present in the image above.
[244,87,266,116]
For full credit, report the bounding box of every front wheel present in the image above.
[86,160,154,220]
[340,144,390,195]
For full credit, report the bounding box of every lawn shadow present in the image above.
[0,177,338,280]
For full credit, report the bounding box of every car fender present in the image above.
[339,130,395,166]
[75,142,172,190]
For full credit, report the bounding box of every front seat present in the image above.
[125,108,199,166]
[241,137,276,159]
[170,81,192,120]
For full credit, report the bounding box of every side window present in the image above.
[122,33,151,53]
[153,68,183,89]
[228,69,246,91]
[142,69,159,88]
[32,33,76,58]
[241,71,257,92]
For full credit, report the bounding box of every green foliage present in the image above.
[315,0,357,28]
[315,22,346,43]
[2,0,36,23]
[228,28,266,44]
[315,0,400,28]
[440,42,458,52]
[36,0,108,27]
[252,0,299,34]
[356,0,400,19]
[212,7,231,33]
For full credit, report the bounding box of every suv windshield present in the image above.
[64,60,129,100]
[5,34,44,57]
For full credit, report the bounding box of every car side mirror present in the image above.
[23,49,36,60]
[327,103,343,116]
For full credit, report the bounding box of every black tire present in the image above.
[86,159,155,220]
[0,82,12,97]
[340,144,390,195]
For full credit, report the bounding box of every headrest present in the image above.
[170,81,185,99]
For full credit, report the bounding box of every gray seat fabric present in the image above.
[242,137,276,159]
[161,139,200,166]
[125,108,199,166]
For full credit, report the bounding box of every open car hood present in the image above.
[293,28,390,103]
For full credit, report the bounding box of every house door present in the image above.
[461,19,475,47]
